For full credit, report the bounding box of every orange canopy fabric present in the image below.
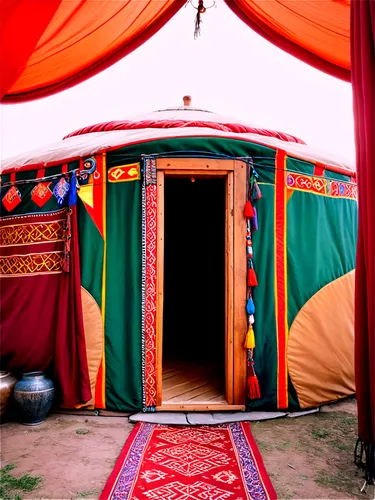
[0,0,351,103]
[0,0,186,103]
[225,0,350,81]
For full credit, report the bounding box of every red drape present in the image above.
[0,208,91,407]
[351,0,375,483]
[0,0,62,100]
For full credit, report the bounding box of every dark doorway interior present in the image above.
[162,176,226,403]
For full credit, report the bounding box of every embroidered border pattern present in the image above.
[286,172,357,200]
[286,173,326,195]
[0,251,64,276]
[141,176,147,410]
[0,220,65,247]
[230,423,268,500]
[108,163,141,183]
[330,180,357,199]
[143,157,157,410]
[112,423,154,499]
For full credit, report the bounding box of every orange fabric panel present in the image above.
[288,271,355,408]
[2,0,186,102]
[225,0,350,80]
[0,0,62,99]
[81,287,103,409]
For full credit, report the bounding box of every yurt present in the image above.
[0,99,358,413]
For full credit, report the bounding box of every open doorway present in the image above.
[162,176,226,404]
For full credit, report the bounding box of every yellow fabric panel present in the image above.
[288,270,355,408]
[81,287,103,409]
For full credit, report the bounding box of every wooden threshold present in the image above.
[157,404,246,412]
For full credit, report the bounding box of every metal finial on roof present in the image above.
[183,95,192,106]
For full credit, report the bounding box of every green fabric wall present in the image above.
[104,179,143,411]
[251,184,278,409]
[287,191,358,328]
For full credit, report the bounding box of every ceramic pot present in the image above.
[0,371,17,421]
[14,372,54,425]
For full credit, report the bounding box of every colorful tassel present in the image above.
[247,266,258,287]
[252,180,262,201]
[249,314,255,325]
[248,373,261,399]
[68,171,78,206]
[244,326,255,349]
[244,200,255,218]
[248,358,261,399]
[251,207,258,231]
[246,297,255,315]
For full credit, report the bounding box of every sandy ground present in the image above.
[0,414,133,500]
[1,398,374,500]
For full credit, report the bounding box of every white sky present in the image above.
[0,1,355,163]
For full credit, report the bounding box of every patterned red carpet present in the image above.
[100,422,277,500]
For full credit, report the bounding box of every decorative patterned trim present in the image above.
[141,178,147,410]
[142,157,157,410]
[0,220,65,247]
[108,163,140,183]
[0,209,66,222]
[275,150,289,410]
[286,172,357,200]
[0,251,64,276]
[330,180,357,199]
[230,423,269,499]
[100,423,154,500]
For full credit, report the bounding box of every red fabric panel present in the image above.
[275,149,288,409]
[0,209,91,407]
[65,119,305,144]
[351,0,375,444]
[0,0,62,100]
[224,0,350,81]
[54,208,91,406]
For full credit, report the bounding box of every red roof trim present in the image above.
[64,119,306,145]
[0,133,356,179]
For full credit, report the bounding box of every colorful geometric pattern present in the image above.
[0,220,65,246]
[286,172,357,200]
[330,180,357,199]
[108,163,140,183]
[2,186,22,212]
[31,182,53,207]
[99,423,277,500]
[142,157,157,410]
[53,177,70,206]
[0,251,64,276]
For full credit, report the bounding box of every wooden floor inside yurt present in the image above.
[161,177,226,408]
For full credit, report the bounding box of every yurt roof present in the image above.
[1,105,355,176]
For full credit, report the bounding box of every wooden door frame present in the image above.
[155,158,247,411]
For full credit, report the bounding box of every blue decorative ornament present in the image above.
[246,297,255,315]
[83,157,96,174]
[53,177,70,206]
[68,171,78,206]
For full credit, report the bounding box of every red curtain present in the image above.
[0,0,62,100]
[0,208,91,407]
[351,0,375,483]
